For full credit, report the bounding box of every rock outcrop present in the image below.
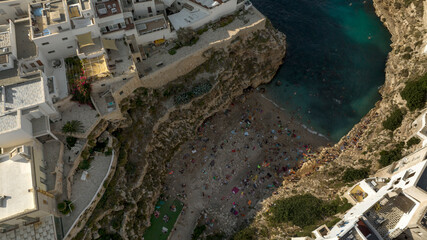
[244,0,427,238]
[72,17,286,240]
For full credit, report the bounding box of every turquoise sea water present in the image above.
[251,0,391,142]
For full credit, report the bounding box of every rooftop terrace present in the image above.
[364,193,415,238]
[0,64,41,87]
[94,0,121,18]
[135,15,168,35]
[0,149,36,222]
[30,1,67,38]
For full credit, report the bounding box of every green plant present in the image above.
[342,168,369,183]
[379,142,404,167]
[66,136,77,148]
[168,48,177,55]
[192,225,206,240]
[62,120,83,134]
[78,159,91,170]
[382,108,405,131]
[401,75,427,111]
[58,200,74,215]
[233,227,257,240]
[197,26,209,35]
[176,28,199,47]
[268,194,351,228]
[105,147,113,156]
[406,137,421,148]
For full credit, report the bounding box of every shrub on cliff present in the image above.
[401,75,427,111]
[406,137,421,148]
[268,194,351,228]
[342,168,369,183]
[382,108,405,131]
[233,227,257,240]
[379,142,404,167]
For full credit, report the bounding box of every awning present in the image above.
[101,38,118,51]
[76,32,94,48]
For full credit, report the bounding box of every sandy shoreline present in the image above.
[162,88,331,239]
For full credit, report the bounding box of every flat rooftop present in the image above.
[365,194,415,238]
[135,15,168,35]
[168,7,209,30]
[0,64,41,87]
[1,78,44,113]
[15,20,36,59]
[0,152,36,222]
[0,112,17,133]
[95,0,121,18]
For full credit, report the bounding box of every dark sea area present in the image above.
[251,0,391,142]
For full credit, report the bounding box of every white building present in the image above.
[0,0,32,24]
[168,0,240,30]
[0,141,60,239]
[0,20,61,149]
[411,109,427,147]
[312,147,427,240]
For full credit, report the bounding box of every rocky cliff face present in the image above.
[245,0,427,238]
[73,21,286,239]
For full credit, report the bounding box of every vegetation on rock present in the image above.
[192,225,207,240]
[379,142,404,167]
[406,136,421,148]
[233,227,257,240]
[400,75,427,111]
[66,136,77,148]
[267,194,351,228]
[58,200,74,215]
[342,168,369,183]
[382,108,405,131]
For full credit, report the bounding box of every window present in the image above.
[62,37,68,40]
[36,60,43,66]
[48,50,55,54]
[0,9,6,15]
[67,46,73,49]
[30,63,36,68]
[42,42,49,45]
[43,200,48,205]
[148,7,152,13]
